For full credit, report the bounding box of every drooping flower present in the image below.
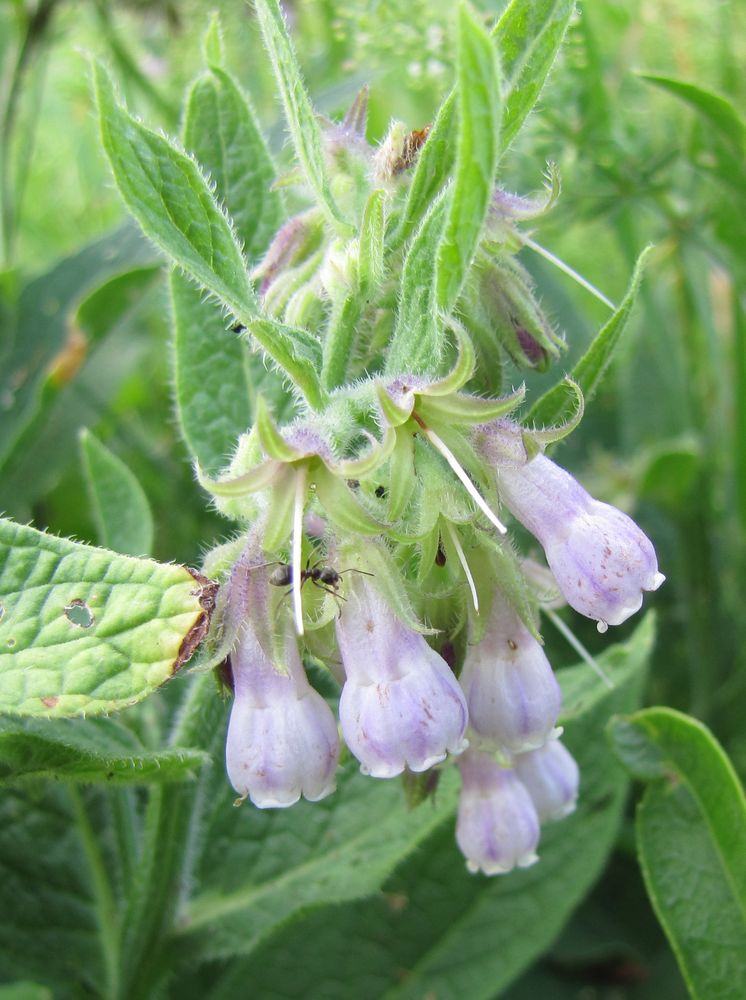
[226,622,340,808]
[456,748,540,875]
[224,550,340,808]
[513,739,579,822]
[496,453,665,629]
[459,597,562,755]
[335,575,468,778]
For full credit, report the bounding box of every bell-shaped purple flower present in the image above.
[513,740,579,822]
[226,621,340,809]
[497,453,665,629]
[456,749,540,875]
[459,598,562,755]
[335,578,468,778]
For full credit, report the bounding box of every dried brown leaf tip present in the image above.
[173,568,219,673]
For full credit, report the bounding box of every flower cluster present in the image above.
[215,393,663,872]
[198,88,665,877]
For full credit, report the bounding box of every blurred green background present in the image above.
[1,1,744,995]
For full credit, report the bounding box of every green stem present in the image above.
[69,786,120,1000]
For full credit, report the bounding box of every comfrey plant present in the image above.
[0,0,663,887]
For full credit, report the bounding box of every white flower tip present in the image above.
[650,571,666,591]
[550,726,564,741]
[232,794,247,809]
[517,850,540,869]
[252,788,302,809]
[306,781,337,802]
[596,619,608,634]
[410,751,447,773]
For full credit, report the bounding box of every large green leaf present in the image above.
[0,518,212,717]
[80,429,154,558]
[170,273,256,474]
[253,0,350,235]
[639,74,746,155]
[435,4,501,312]
[0,716,206,785]
[527,247,652,427]
[609,708,746,1000]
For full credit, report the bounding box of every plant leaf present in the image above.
[527,246,652,427]
[183,64,283,262]
[93,62,254,323]
[253,0,351,235]
[0,716,207,785]
[386,191,449,376]
[435,4,501,312]
[0,518,213,717]
[609,707,746,1000]
[79,429,154,557]
[639,74,746,155]
[495,0,576,152]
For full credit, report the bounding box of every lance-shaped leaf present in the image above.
[387,430,416,522]
[93,62,254,321]
[424,323,476,396]
[527,247,652,427]
[0,716,207,785]
[386,191,449,376]
[79,429,154,557]
[609,707,746,1000]
[0,519,214,717]
[359,189,386,292]
[435,4,501,312]
[254,0,351,235]
[183,63,282,262]
[391,91,456,251]
[522,377,584,456]
[496,0,576,151]
[639,74,746,156]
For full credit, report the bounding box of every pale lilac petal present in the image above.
[497,454,664,628]
[460,599,561,754]
[336,578,468,777]
[456,749,540,875]
[513,740,580,822]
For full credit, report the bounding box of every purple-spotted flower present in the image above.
[513,740,579,822]
[459,597,562,755]
[335,575,468,778]
[496,453,665,630]
[456,748,540,875]
[226,622,340,808]
[223,548,340,809]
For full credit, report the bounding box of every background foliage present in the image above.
[0,1,744,997]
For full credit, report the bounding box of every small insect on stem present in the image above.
[268,560,373,617]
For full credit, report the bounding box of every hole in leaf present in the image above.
[64,600,95,629]
[6,637,15,648]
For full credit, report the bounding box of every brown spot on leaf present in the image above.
[41,696,59,708]
[173,569,219,673]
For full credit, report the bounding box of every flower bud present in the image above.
[459,598,562,755]
[456,749,540,875]
[497,453,665,629]
[463,258,564,372]
[335,577,468,777]
[226,623,340,808]
[252,210,324,296]
[513,740,579,822]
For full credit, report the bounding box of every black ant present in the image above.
[267,559,372,612]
